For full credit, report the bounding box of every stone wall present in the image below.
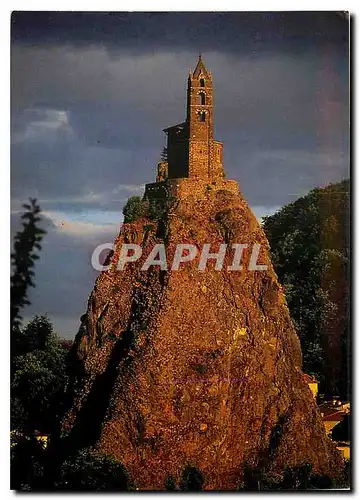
[144,177,239,202]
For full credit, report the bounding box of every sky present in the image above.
[11,11,349,339]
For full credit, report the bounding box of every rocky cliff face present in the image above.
[62,182,342,490]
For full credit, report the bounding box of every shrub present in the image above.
[122,196,145,223]
[56,447,133,491]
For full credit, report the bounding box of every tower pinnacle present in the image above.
[193,53,210,79]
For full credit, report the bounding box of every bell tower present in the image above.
[187,54,215,179]
[145,55,237,201]
[163,55,224,181]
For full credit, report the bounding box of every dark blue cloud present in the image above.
[11,12,348,56]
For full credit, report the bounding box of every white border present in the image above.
[3,5,354,499]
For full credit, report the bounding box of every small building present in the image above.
[33,430,50,448]
[330,413,350,460]
[321,411,346,435]
[303,373,318,399]
[10,429,50,449]
[318,402,347,436]
[336,442,350,460]
[318,401,351,459]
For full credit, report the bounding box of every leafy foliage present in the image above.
[11,315,69,435]
[122,196,145,223]
[11,436,46,490]
[10,315,134,491]
[56,448,133,491]
[11,198,46,329]
[11,443,134,491]
[238,463,335,490]
[147,198,167,221]
[123,194,172,224]
[263,180,350,398]
[165,475,177,490]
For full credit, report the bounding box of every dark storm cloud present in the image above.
[11,11,348,56]
[11,12,349,337]
[11,108,150,205]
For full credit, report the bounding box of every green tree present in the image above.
[148,198,167,221]
[11,198,46,329]
[122,195,169,224]
[122,196,145,223]
[11,444,134,491]
[237,464,335,491]
[165,475,177,490]
[11,315,69,435]
[56,448,133,491]
[11,436,46,490]
[13,313,54,358]
[263,180,350,398]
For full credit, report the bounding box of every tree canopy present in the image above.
[122,196,145,223]
[11,198,46,329]
[11,315,70,435]
[263,180,350,398]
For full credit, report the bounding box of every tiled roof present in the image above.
[322,411,346,422]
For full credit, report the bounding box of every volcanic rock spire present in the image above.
[62,57,343,490]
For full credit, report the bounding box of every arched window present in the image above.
[198,92,206,105]
[200,78,205,87]
[199,111,206,122]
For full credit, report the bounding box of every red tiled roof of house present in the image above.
[322,411,346,422]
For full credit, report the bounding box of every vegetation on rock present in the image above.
[122,195,170,223]
[55,447,133,490]
[122,195,145,223]
[11,315,70,435]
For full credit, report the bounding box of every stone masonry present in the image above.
[145,54,226,203]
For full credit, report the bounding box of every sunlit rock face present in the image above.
[62,183,342,490]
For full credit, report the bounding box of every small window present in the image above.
[200,78,205,87]
[198,92,206,105]
[199,111,206,122]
